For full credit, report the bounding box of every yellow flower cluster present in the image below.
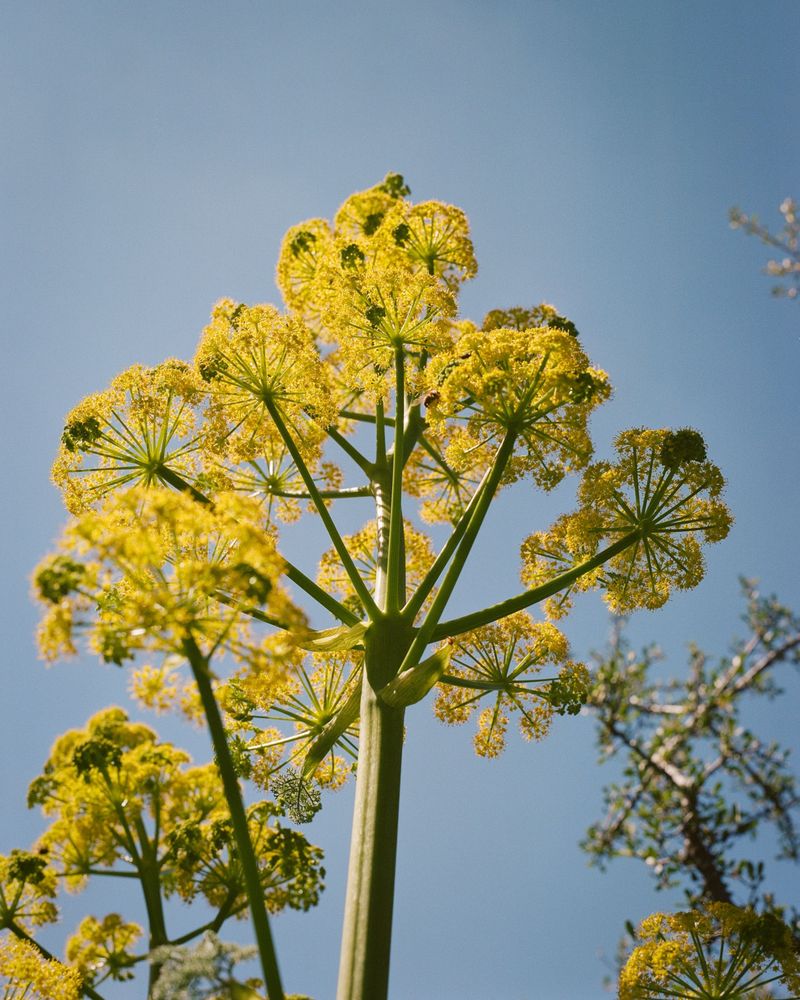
[619,904,800,999]
[52,360,205,514]
[402,421,485,524]
[0,852,58,932]
[520,428,732,614]
[223,648,361,790]
[65,914,141,985]
[317,519,435,615]
[275,175,476,397]
[0,934,82,1000]
[425,325,610,490]
[34,488,301,668]
[196,299,337,464]
[433,612,589,757]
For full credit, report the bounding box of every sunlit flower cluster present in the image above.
[434,612,589,757]
[426,325,610,490]
[52,360,205,514]
[0,934,82,1000]
[520,428,731,614]
[34,488,301,667]
[620,904,800,999]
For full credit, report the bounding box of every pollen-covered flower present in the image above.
[434,613,588,757]
[52,360,205,514]
[427,325,610,490]
[33,488,301,666]
[275,218,335,326]
[196,300,336,463]
[403,423,486,524]
[578,428,732,612]
[0,934,82,1000]
[619,904,800,999]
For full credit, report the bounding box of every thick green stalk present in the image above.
[184,639,285,1000]
[336,624,408,1000]
[336,424,409,1000]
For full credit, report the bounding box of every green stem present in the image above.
[283,560,360,625]
[7,922,107,1000]
[402,461,493,621]
[399,430,517,672]
[336,625,408,1000]
[184,639,285,1000]
[432,530,641,639]
[265,399,380,618]
[385,350,406,613]
[326,425,375,476]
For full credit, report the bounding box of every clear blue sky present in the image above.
[1,2,798,998]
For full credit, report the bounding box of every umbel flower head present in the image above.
[52,360,205,514]
[425,323,610,490]
[434,612,590,757]
[521,428,732,615]
[33,487,302,667]
[619,904,800,999]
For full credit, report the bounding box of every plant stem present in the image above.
[432,530,641,638]
[336,625,407,1000]
[184,639,285,1000]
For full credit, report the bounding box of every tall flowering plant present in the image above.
[24,175,732,999]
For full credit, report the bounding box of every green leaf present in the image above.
[292,621,368,653]
[378,646,451,708]
[301,678,362,779]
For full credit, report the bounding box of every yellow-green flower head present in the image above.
[0,851,58,932]
[34,488,302,665]
[519,510,604,620]
[402,422,486,525]
[52,359,205,514]
[312,242,456,398]
[245,649,361,790]
[433,612,587,757]
[577,427,732,612]
[427,326,611,490]
[482,303,579,339]
[65,913,142,985]
[619,904,800,999]
[195,300,336,465]
[0,934,82,1000]
[317,519,435,616]
[275,218,334,325]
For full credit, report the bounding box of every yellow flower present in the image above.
[52,360,205,514]
[0,934,82,1000]
[434,613,587,757]
[66,913,141,985]
[427,325,610,490]
[196,300,336,463]
[33,488,302,666]
[619,905,800,999]
[0,852,58,932]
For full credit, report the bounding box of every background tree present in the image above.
[730,198,800,300]
[585,580,800,987]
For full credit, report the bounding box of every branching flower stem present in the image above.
[264,398,379,619]
[184,637,285,1000]
[432,529,642,640]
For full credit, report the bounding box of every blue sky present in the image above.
[1,2,798,998]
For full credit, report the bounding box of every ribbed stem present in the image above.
[336,630,407,1000]
[185,639,285,1000]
